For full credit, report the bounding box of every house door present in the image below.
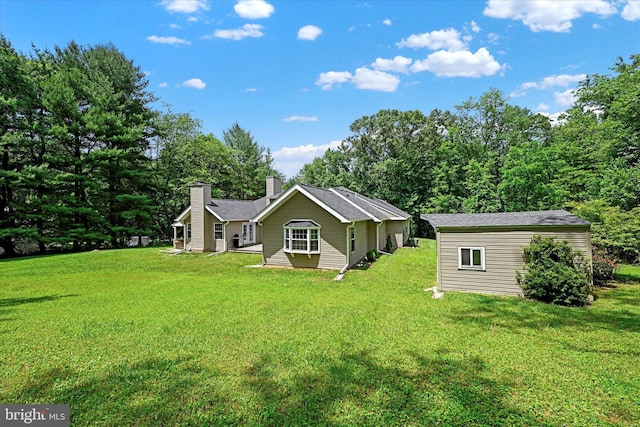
[242,222,255,246]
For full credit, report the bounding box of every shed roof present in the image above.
[421,210,590,230]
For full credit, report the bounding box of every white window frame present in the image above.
[214,223,223,240]
[186,223,191,239]
[284,220,321,255]
[458,247,485,270]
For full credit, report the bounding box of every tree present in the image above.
[223,123,280,200]
[0,36,39,256]
[498,141,562,212]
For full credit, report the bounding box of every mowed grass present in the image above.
[1,242,639,426]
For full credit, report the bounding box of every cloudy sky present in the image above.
[2,0,639,178]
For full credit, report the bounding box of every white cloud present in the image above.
[522,74,587,91]
[351,68,400,92]
[370,55,412,74]
[283,115,318,122]
[159,82,169,88]
[396,28,466,51]
[234,0,275,19]
[554,89,577,107]
[483,0,617,32]
[382,18,392,26]
[622,0,640,21]
[470,20,481,33]
[539,111,567,126]
[160,0,209,14]
[206,24,264,40]
[298,25,322,41]
[181,78,206,89]
[146,35,191,45]
[272,140,342,178]
[169,23,181,29]
[410,48,502,78]
[315,71,352,90]
[488,32,500,44]
[536,103,550,111]
[187,16,198,22]
[242,88,258,92]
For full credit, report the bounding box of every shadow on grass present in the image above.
[244,350,545,426]
[0,295,79,334]
[0,294,79,308]
[614,272,640,284]
[444,295,640,335]
[5,351,548,426]
[4,357,248,426]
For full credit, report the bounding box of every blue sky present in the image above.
[1,0,639,178]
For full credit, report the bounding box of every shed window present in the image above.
[459,247,485,270]
[284,220,320,255]
[214,223,223,240]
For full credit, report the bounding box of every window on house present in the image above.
[350,226,356,253]
[284,220,320,254]
[458,247,485,270]
[186,223,191,239]
[214,223,223,240]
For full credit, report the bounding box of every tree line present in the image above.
[0,38,279,256]
[1,36,637,263]
[294,55,640,263]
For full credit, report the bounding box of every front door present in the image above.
[242,222,255,246]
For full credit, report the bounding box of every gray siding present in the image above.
[262,192,348,270]
[387,220,407,250]
[190,185,213,252]
[349,221,369,268]
[437,228,592,296]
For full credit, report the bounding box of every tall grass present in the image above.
[1,242,638,426]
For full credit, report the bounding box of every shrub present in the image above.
[592,249,618,286]
[366,249,378,262]
[517,235,592,307]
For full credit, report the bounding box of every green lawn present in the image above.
[1,242,639,426]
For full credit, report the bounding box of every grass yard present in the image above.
[1,241,639,426]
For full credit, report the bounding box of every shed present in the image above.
[421,210,592,296]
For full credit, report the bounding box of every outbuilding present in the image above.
[421,210,592,296]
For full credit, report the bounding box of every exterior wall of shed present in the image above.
[436,228,592,296]
[261,192,349,270]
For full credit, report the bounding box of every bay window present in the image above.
[284,220,321,254]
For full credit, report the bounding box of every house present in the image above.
[253,184,411,270]
[421,210,592,296]
[173,177,412,271]
[172,176,282,253]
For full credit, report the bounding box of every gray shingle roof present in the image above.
[299,185,371,222]
[331,187,411,220]
[421,210,590,229]
[207,194,278,221]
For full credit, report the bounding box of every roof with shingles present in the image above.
[331,187,411,220]
[298,185,372,222]
[421,210,590,229]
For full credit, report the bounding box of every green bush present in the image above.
[517,235,591,307]
[592,249,618,286]
[366,249,378,262]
